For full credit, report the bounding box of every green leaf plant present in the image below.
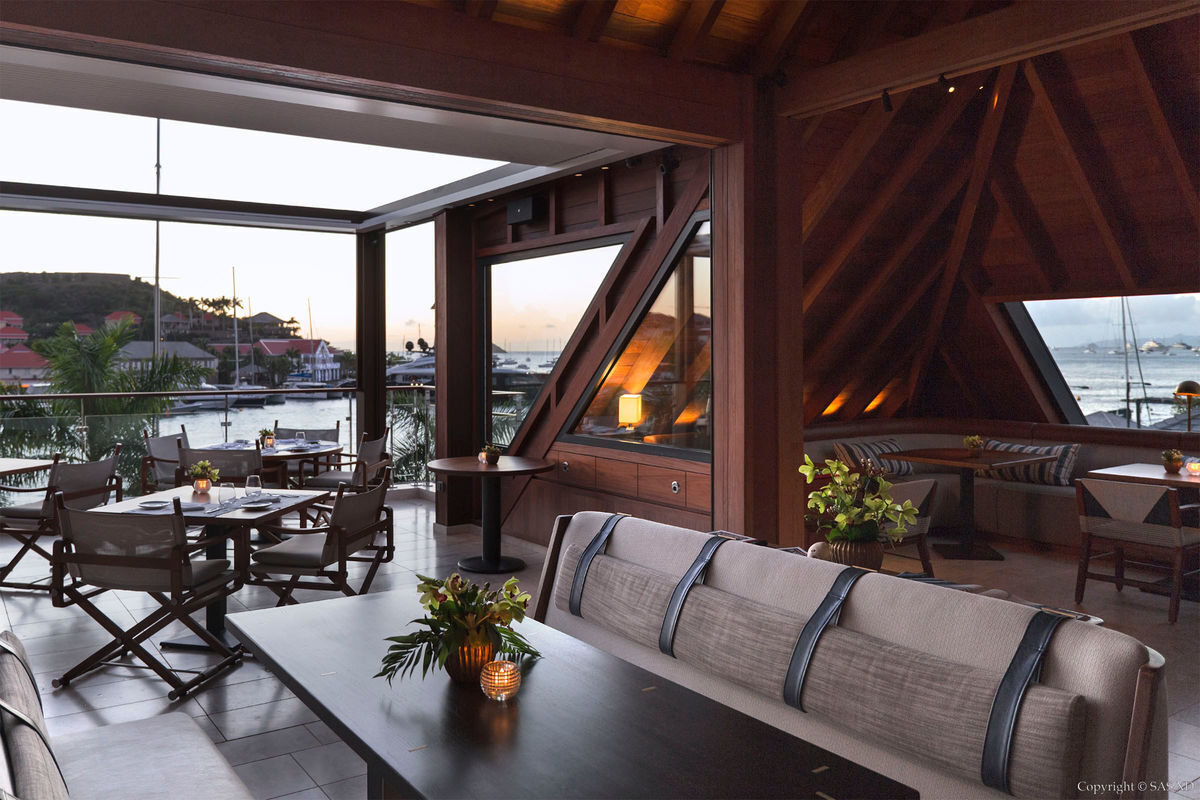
[798,455,918,544]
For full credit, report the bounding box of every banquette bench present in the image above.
[535,511,1168,800]
[0,631,252,800]
[805,419,1199,547]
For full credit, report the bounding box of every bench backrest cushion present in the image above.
[832,438,915,477]
[982,439,1079,485]
[545,512,1163,798]
[0,632,69,800]
[553,534,1085,797]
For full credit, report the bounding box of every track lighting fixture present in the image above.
[881,89,893,112]
[938,73,955,93]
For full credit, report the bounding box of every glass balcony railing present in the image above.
[0,385,435,503]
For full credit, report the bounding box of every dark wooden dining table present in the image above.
[199,439,343,487]
[888,447,1057,561]
[426,456,553,574]
[93,485,329,650]
[228,590,918,800]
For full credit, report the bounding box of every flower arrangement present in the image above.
[259,428,273,439]
[963,434,984,450]
[188,460,220,482]
[478,444,501,464]
[798,455,917,544]
[376,573,540,684]
[1163,449,1184,473]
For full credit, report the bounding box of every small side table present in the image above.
[427,456,553,574]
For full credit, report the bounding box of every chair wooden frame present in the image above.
[247,476,394,605]
[140,425,188,494]
[275,419,341,480]
[0,449,122,591]
[1075,481,1200,624]
[300,429,391,492]
[882,479,937,577]
[50,494,247,699]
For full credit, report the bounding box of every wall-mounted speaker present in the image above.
[506,195,545,225]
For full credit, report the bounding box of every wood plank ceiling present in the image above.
[402,0,1198,424]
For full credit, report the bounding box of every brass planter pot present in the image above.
[445,641,496,684]
[1163,458,1183,474]
[827,522,885,570]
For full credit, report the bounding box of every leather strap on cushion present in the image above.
[568,513,628,617]
[783,567,867,711]
[0,697,67,790]
[981,611,1068,794]
[659,535,728,657]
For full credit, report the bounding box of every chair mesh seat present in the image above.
[304,470,357,488]
[251,534,328,568]
[0,501,46,520]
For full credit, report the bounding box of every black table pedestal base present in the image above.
[457,555,527,574]
[933,541,1005,561]
[160,629,242,652]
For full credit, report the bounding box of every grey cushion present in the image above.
[252,533,328,568]
[0,500,46,521]
[304,470,357,488]
[553,546,674,650]
[833,438,915,477]
[0,632,68,800]
[981,439,1079,486]
[54,712,253,800]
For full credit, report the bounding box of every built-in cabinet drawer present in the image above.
[594,457,638,496]
[547,449,595,489]
[686,472,711,513]
[637,465,688,505]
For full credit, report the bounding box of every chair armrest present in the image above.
[255,523,333,538]
[0,483,48,494]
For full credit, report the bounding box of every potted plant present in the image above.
[478,444,501,465]
[963,434,984,456]
[1162,448,1184,474]
[799,455,918,570]
[259,428,275,448]
[376,573,540,685]
[189,460,219,494]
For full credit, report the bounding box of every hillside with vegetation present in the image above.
[0,272,195,339]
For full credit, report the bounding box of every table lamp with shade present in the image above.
[1174,380,1199,432]
[618,393,642,431]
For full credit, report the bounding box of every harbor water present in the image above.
[1048,348,1199,424]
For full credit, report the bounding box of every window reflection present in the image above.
[571,220,711,453]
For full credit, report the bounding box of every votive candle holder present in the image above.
[480,660,521,701]
[1186,462,1200,476]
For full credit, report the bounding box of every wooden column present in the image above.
[355,229,386,441]
[712,84,806,546]
[434,208,482,526]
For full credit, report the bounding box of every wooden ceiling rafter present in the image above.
[1023,58,1142,293]
[802,84,976,313]
[802,89,910,240]
[988,172,1071,292]
[571,0,616,41]
[463,0,498,20]
[835,297,937,421]
[937,342,988,418]
[776,0,1200,118]
[751,0,811,78]
[801,158,971,421]
[1120,33,1200,224]
[667,0,726,62]
[907,62,1018,405]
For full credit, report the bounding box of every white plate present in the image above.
[138,500,170,509]
[241,501,274,511]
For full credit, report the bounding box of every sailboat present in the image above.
[215,267,268,407]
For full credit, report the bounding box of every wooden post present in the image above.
[434,208,482,526]
[355,229,386,442]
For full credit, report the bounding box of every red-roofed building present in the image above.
[255,339,340,382]
[0,311,23,328]
[0,327,30,344]
[71,322,94,336]
[209,343,254,356]
[0,344,48,385]
[105,311,142,325]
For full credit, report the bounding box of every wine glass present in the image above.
[245,475,262,497]
[218,482,236,506]
[296,431,306,445]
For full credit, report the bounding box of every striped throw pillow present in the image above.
[981,439,1079,486]
[833,438,914,477]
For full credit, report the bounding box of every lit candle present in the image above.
[1187,462,1200,476]
[480,660,521,701]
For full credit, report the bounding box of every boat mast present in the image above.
[153,119,162,364]
[232,267,240,386]
[1122,297,1130,427]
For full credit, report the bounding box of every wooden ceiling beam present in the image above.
[571,0,616,42]
[776,0,1200,118]
[1121,33,1200,224]
[907,63,1018,405]
[667,0,725,62]
[1023,59,1140,292]
[803,259,944,423]
[988,176,1062,293]
[936,343,988,418]
[802,157,970,415]
[751,0,810,77]
[463,0,497,21]
[802,90,910,239]
[802,86,974,313]
[968,282,1062,422]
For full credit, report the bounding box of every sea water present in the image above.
[1048,348,1199,423]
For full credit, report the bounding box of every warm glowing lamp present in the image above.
[618,393,642,429]
[1174,380,1199,432]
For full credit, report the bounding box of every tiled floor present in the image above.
[1,502,1197,799]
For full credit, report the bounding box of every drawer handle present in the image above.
[560,461,570,472]
[671,480,680,494]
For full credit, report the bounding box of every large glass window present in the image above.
[569,219,712,454]
[486,243,622,445]
[1023,294,1199,427]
